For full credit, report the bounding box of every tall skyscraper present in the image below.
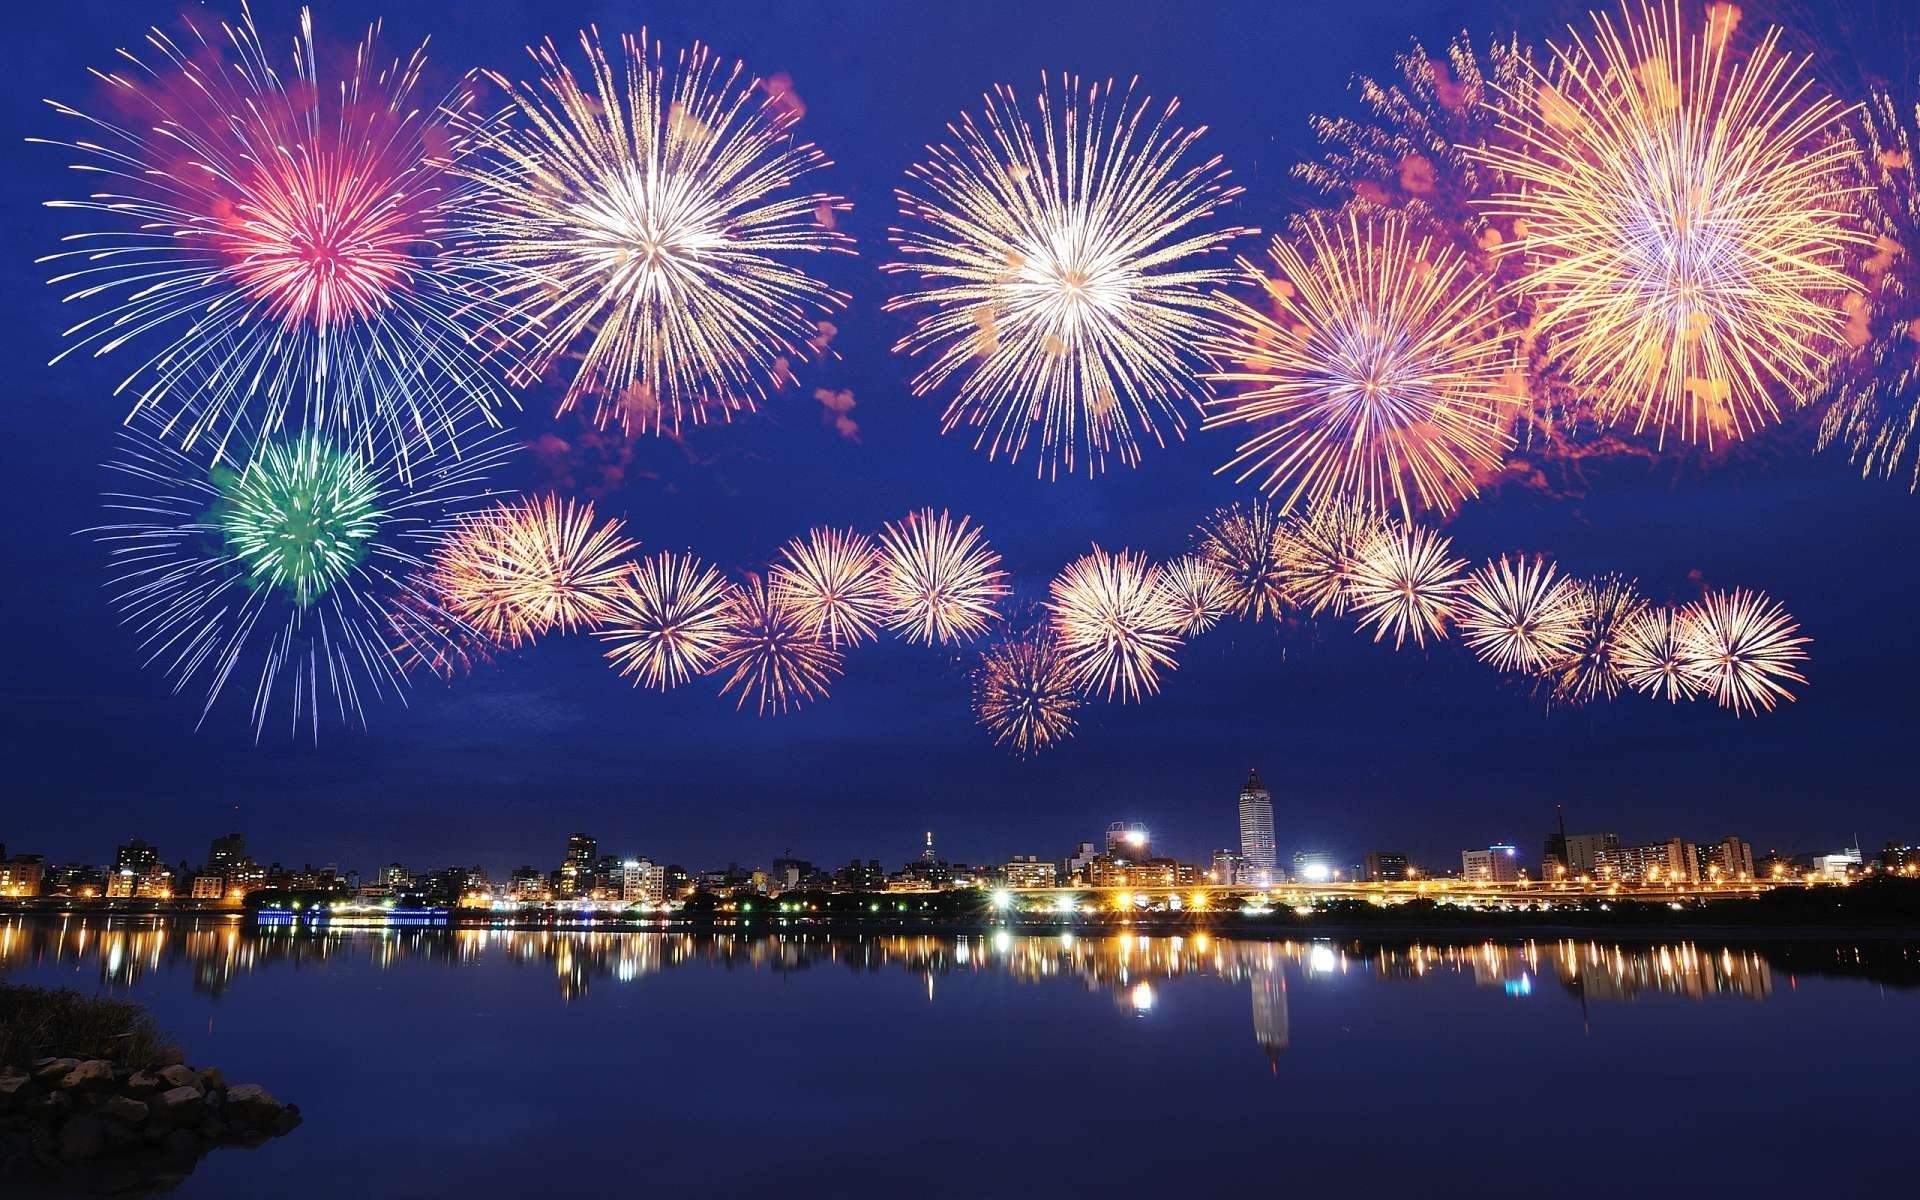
[1238,770,1276,885]
[206,833,246,875]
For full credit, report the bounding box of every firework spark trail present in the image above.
[973,633,1081,757]
[714,572,842,715]
[877,509,1009,645]
[1456,554,1586,673]
[1205,213,1516,519]
[432,495,637,647]
[1048,547,1183,702]
[886,74,1252,478]
[1154,554,1235,636]
[1344,520,1467,649]
[1279,499,1388,617]
[36,3,515,469]
[1195,500,1294,621]
[95,421,511,740]
[597,551,732,690]
[1679,587,1810,715]
[772,527,888,649]
[1542,572,1646,705]
[1616,603,1707,702]
[1477,2,1868,445]
[450,27,851,433]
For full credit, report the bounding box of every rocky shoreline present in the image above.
[0,1052,298,1194]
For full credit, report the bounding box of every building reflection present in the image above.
[4,918,1914,1068]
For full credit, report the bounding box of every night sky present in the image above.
[2,0,1915,877]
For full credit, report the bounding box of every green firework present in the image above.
[214,435,384,606]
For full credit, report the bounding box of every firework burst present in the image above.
[1194,500,1293,621]
[1344,521,1467,649]
[1455,555,1586,673]
[596,551,732,690]
[973,633,1081,757]
[877,509,1009,645]
[1279,498,1388,617]
[1205,213,1515,519]
[1679,587,1810,715]
[450,28,851,433]
[1542,573,1646,705]
[771,527,888,649]
[1478,3,1867,444]
[714,573,842,715]
[1048,547,1183,702]
[36,5,513,466]
[1615,603,1706,702]
[432,496,637,647]
[1153,554,1235,636]
[95,423,508,739]
[885,74,1252,478]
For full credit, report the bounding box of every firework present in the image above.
[596,552,732,690]
[1048,547,1183,702]
[1542,573,1646,705]
[1817,86,1920,490]
[885,74,1252,478]
[1153,555,1235,636]
[36,5,512,466]
[877,509,1009,645]
[432,496,637,647]
[771,527,888,649]
[1194,500,1293,621]
[1615,603,1706,702]
[451,29,850,433]
[973,634,1081,757]
[1679,588,1810,715]
[1279,499,1388,617]
[1206,213,1515,519]
[1478,4,1867,444]
[714,573,842,714]
[1455,555,1586,673]
[95,424,508,738]
[1344,521,1467,649]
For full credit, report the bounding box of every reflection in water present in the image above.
[4,918,1915,1069]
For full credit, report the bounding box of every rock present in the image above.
[30,1058,78,1082]
[151,1046,186,1068]
[155,1086,203,1118]
[198,1117,226,1141]
[101,1095,148,1125]
[58,1114,105,1163]
[271,1105,302,1136]
[124,1070,163,1097]
[157,1065,200,1089]
[0,1069,33,1111]
[224,1084,285,1123]
[198,1066,225,1091]
[26,1090,71,1118]
[61,1060,115,1091]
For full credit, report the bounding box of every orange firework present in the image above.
[1678,588,1810,715]
[1615,604,1707,703]
[772,527,888,649]
[1048,547,1184,702]
[1478,3,1867,444]
[597,552,732,690]
[1456,555,1586,673]
[1154,555,1236,637]
[1345,521,1467,649]
[1204,213,1515,519]
[1280,499,1389,618]
[877,509,1009,645]
[1542,573,1646,706]
[973,634,1081,757]
[432,495,637,646]
[1195,500,1293,621]
[714,573,843,715]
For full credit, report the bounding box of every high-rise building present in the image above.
[1546,832,1621,878]
[112,839,159,876]
[1237,770,1276,885]
[1461,844,1521,882]
[1002,857,1057,889]
[1363,850,1410,882]
[206,833,246,875]
[559,834,598,899]
[1595,838,1698,883]
[1695,836,1755,881]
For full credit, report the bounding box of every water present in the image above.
[4,917,1915,1196]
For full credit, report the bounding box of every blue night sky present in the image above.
[1,0,1914,876]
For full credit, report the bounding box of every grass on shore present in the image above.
[0,984,178,1069]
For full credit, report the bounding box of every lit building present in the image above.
[832,859,886,891]
[622,859,665,903]
[0,855,44,897]
[189,875,224,900]
[1595,839,1698,884]
[1695,836,1755,881]
[105,870,137,898]
[1291,850,1336,883]
[1812,846,1863,881]
[1237,770,1276,886]
[1211,849,1249,886]
[1363,850,1410,882]
[1544,831,1620,878]
[1002,857,1057,889]
[1064,842,1099,884]
[134,866,173,899]
[112,839,160,877]
[559,833,598,899]
[205,833,246,876]
[1105,823,1151,860]
[1461,844,1520,883]
[507,866,548,901]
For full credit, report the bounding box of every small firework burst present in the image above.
[714,572,842,715]
[451,28,851,432]
[1615,603,1706,703]
[1204,213,1515,519]
[1195,500,1293,621]
[771,527,888,649]
[1047,547,1184,702]
[885,74,1252,478]
[1344,521,1467,649]
[597,552,732,690]
[973,633,1081,757]
[432,496,638,647]
[1542,573,1646,705]
[877,509,1009,645]
[1679,587,1810,716]
[1455,554,1585,673]
[1153,555,1236,636]
[212,435,383,608]
[1279,498,1388,617]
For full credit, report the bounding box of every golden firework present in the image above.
[1153,555,1236,637]
[1543,573,1647,705]
[877,509,1009,645]
[714,573,842,715]
[432,495,637,646]
[771,527,889,649]
[1195,500,1293,621]
[597,552,732,690]
[1456,554,1585,673]
[1679,587,1809,715]
[1345,521,1467,649]
[1279,498,1389,618]
[1048,547,1184,702]
[1615,603,1706,703]
[974,634,1081,757]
